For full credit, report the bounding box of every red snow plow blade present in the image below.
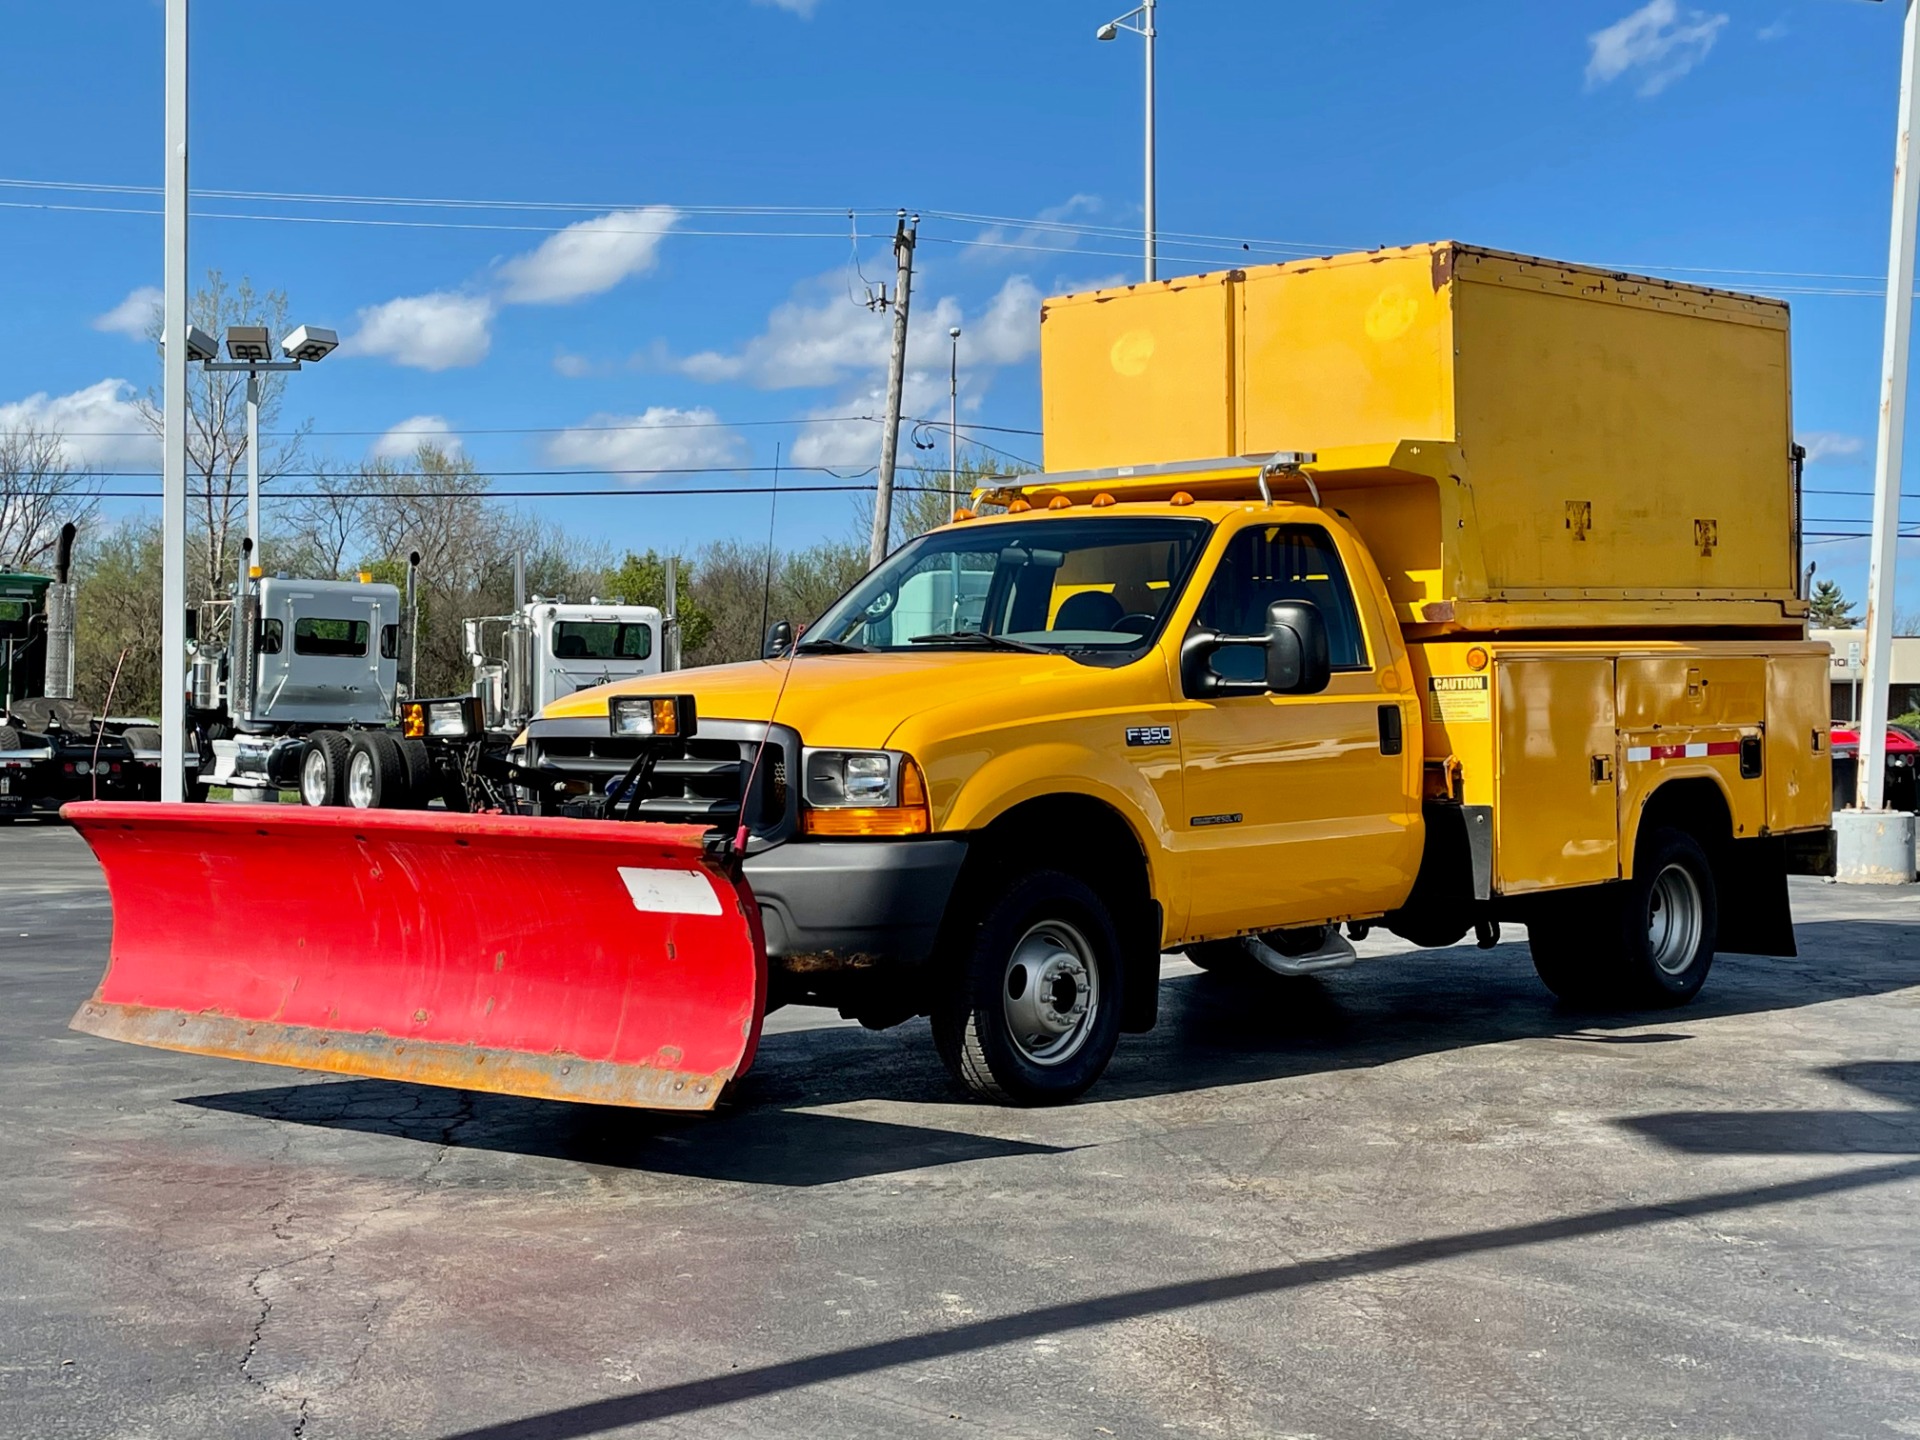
[64,802,767,1112]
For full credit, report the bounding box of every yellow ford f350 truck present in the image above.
[516,242,1833,1098]
[68,243,1835,1113]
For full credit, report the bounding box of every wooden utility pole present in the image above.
[869,211,918,569]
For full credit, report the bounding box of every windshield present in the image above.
[807,516,1210,654]
[552,620,652,661]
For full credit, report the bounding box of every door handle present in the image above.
[1377,704,1403,756]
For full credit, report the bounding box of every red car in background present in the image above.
[1829,723,1920,811]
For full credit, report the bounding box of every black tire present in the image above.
[120,726,162,752]
[298,731,351,807]
[345,731,408,810]
[931,869,1125,1106]
[0,726,19,751]
[1530,826,1718,1008]
[394,737,434,810]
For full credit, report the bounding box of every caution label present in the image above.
[1427,674,1491,723]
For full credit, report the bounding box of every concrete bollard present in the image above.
[1834,808,1918,885]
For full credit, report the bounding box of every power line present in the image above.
[9,177,1908,286]
[50,415,1044,440]
[86,483,980,501]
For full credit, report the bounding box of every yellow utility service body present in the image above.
[65,242,1837,1112]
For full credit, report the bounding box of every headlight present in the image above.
[401,696,484,739]
[804,749,897,807]
[801,748,931,836]
[609,694,697,739]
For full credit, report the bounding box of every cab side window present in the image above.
[1194,524,1368,682]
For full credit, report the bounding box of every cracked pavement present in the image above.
[3,824,1918,1438]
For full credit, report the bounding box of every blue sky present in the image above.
[1,0,1916,613]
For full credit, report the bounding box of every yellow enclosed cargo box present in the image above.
[1037,242,1802,633]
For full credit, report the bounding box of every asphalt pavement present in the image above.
[3,821,1917,1439]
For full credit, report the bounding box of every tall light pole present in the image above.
[203,323,337,572]
[948,324,962,520]
[1842,0,1920,882]
[160,0,189,802]
[1096,0,1157,282]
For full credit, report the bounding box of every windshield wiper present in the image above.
[908,630,1048,654]
[795,637,877,654]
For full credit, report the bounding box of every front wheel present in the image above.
[932,869,1124,1106]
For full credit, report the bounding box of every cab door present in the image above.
[1173,519,1419,938]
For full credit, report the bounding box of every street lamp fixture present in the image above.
[1094,0,1157,282]
[161,324,219,363]
[281,324,338,363]
[224,325,273,362]
[193,321,337,570]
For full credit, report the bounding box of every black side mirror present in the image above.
[763,619,793,659]
[1262,599,1330,694]
[184,607,198,644]
[1179,598,1331,698]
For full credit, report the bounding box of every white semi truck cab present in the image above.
[192,570,408,796]
[467,598,664,734]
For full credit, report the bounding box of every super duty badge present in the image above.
[1126,725,1173,747]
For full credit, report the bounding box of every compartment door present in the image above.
[1494,657,1620,893]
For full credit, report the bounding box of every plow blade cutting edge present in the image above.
[64,802,767,1112]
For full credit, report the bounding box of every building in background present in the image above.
[1812,628,1920,722]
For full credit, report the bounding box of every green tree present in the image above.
[1809,580,1857,628]
[606,548,712,658]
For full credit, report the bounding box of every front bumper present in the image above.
[744,836,968,969]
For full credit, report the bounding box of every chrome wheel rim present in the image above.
[1001,919,1099,1067]
[346,749,377,809]
[1647,863,1703,976]
[300,747,331,806]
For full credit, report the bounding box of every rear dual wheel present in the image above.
[932,869,1124,1106]
[301,731,433,809]
[1529,826,1718,1008]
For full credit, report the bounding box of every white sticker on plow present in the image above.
[617,867,723,916]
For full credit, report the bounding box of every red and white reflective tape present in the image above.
[1625,740,1742,763]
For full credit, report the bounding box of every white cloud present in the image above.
[544,407,746,475]
[497,206,681,305]
[1757,18,1789,42]
[1800,431,1866,465]
[0,379,155,468]
[348,292,495,370]
[789,371,953,470]
[964,276,1043,367]
[967,195,1105,264]
[92,286,162,341]
[752,0,818,15]
[678,281,904,389]
[370,415,462,462]
[677,272,1040,391]
[1586,0,1728,97]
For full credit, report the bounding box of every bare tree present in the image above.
[137,272,309,607]
[0,424,100,570]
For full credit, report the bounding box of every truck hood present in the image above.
[538,651,1091,750]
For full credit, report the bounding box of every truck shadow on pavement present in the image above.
[1619,1060,1919,1155]
[177,919,1915,1186]
[423,1120,1920,1439]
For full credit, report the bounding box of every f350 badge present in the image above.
[1125,725,1173,747]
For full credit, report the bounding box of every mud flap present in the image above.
[1715,835,1797,958]
[64,802,767,1111]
